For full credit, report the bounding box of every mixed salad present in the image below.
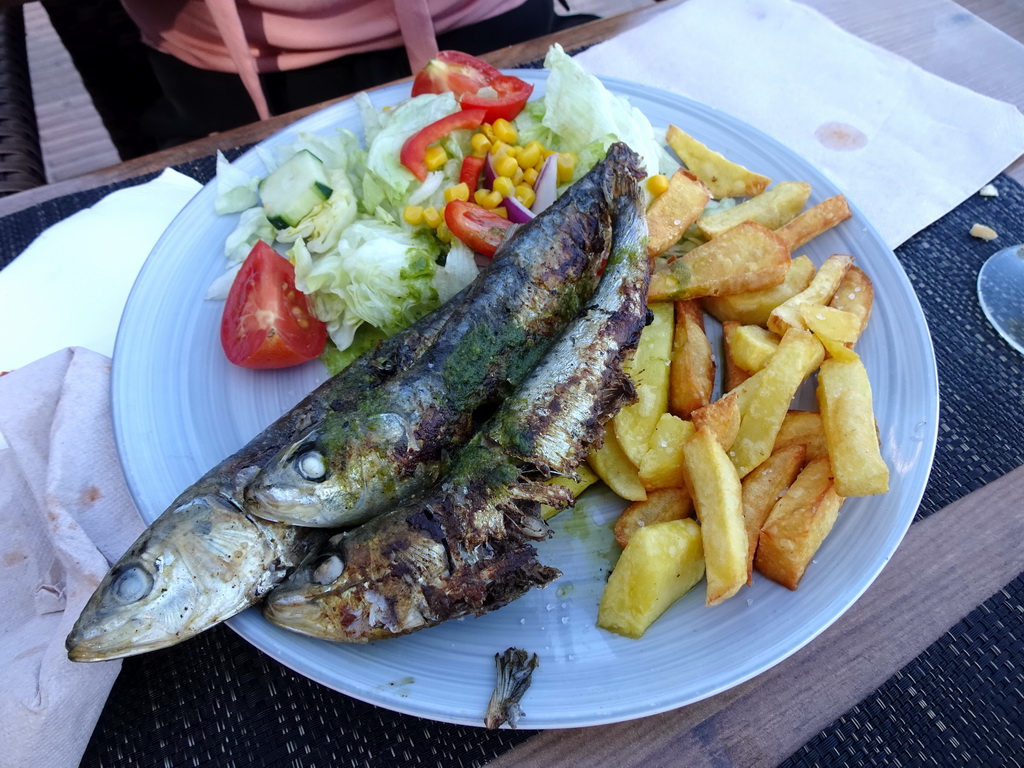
[211,44,678,373]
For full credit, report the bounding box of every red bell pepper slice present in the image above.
[459,155,486,195]
[400,108,487,182]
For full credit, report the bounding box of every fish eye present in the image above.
[312,554,344,585]
[112,565,153,604]
[296,449,327,482]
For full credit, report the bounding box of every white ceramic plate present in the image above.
[112,71,938,729]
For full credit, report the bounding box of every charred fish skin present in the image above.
[66,291,464,662]
[263,143,651,642]
[244,147,637,529]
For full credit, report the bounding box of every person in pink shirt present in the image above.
[118,0,596,147]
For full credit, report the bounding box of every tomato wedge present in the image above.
[444,200,513,258]
[400,108,487,181]
[411,50,501,99]
[460,74,534,124]
[220,240,327,369]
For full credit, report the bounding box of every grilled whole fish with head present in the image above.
[263,147,649,642]
[243,145,644,528]
[65,291,463,661]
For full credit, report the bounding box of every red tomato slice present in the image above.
[400,108,487,181]
[459,74,534,123]
[220,240,327,369]
[411,50,501,99]
[444,200,513,258]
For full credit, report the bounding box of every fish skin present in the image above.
[262,144,649,642]
[66,296,463,662]
[242,146,636,529]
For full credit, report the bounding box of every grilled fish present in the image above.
[66,294,462,661]
[262,150,649,642]
[242,146,642,528]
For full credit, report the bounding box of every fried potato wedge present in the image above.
[829,265,874,344]
[696,181,812,239]
[682,427,747,606]
[540,463,600,520]
[741,443,806,584]
[773,410,829,461]
[638,413,696,491]
[613,487,694,548]
[615,301,674,466]
[702,254,815,326]
[729,324,780,374]
[587,420,647,502]
[690,390,740,452]
[775,194,852,252]
[669,300,715,419]
[647,169,712,256]
[767,254,854,336]
[755,456,844,590]
[816,355,889,496]
[666,124,771,199]
[649,221,790,301]
[598,518,705,639]
[721,321,750,391]
[731,328,825,477]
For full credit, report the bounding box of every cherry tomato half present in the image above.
[459,74,534,124]
[444,200,513,258]
[220,240,327,369]
[411,50,501,100]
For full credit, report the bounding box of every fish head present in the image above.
[66,494,279,661]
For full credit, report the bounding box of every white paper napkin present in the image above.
[0,168,202,374]
[573,0,1024,247]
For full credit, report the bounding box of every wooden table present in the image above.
[2,2,1022,766]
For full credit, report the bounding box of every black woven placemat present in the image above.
[1,168,1022,768]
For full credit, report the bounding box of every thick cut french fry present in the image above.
[773,410,829,461]
[800,304,862,361]
[649,221,790,301]
[696,181,812,239]
[647,169,712,256]
[767,254,854,336]
[540,463,600,520]
[721,321,750,391]
[666,124,771,199]
[702,255,815,326]
[598,518,705,639]
[613,487,694,548]
[755,456,844,590]
[731,328,825,477]
[816,355,889,496]
[638,413,696,490]
[741,443,806,584]
[669,299,715,418]
[614,302,674,466]
[775,194,852,252]
[729,325,780,373]
[690,390,740,452]
[829,265,874,344]
[682,427,747,606]
[587,420,647,502]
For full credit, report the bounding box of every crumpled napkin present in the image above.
[0,169,200,767]
[0,348,146,768]
[573,0,1024,247]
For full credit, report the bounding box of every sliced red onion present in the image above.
[531,154,559,214]
[502,196,536,224]
[483,153,498,190]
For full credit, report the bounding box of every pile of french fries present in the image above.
[580,125,890,639]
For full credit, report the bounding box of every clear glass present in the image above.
[977,244,1024,356]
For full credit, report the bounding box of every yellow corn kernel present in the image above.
[444,182,471,203]
[481,123,497,142]
[512,166,525,185]
[522,167,539,186]
[494,155,519,178]
[422,206,442,229]
[470,132,492,157]
[424,145,448,172]
[436,222,453,243]
[493,206,508,219]
[474,188,503,210]
[492,118,518,144]
[514,184,536,209]
[490,139,510,158]
[646,174,670,196]
[556,152,577,184]
[402,205,425,226]
[492,176,516,200]
[517,142,542,170]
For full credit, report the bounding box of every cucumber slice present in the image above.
[260,150,333,229]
